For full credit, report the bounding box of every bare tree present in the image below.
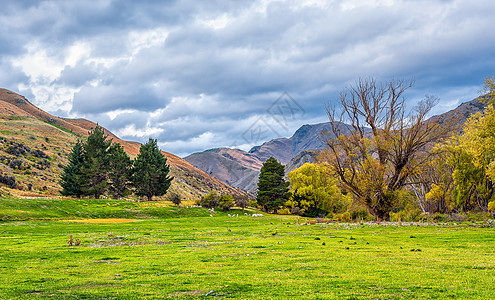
[323,78,451,221]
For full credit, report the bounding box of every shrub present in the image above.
[201,190,219,208]
[447,213,467,222]
[169,193,182,206]
[219,194,234,211]
[488,201,495,212]
[390,208,423,222]
[277,207,290,215]
[249,199,258,208]
[0,174,16,189]
[234,195,250,211]
[350,207,374,222]
[334,212,351,222]
[32,149,50,159]
[290,206,303,216]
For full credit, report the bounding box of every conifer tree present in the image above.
[82,125,112,198]
[60,140,86,197]
[108,143,132,199]
[257,157,289,212]
[131,138,173,201]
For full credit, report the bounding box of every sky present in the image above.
[0,0,494,157]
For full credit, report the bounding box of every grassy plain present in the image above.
[0,198,494,299]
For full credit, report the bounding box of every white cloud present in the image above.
[115,123,164,139]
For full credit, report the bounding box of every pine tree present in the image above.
[60,140,86,197]
[81,125,112,199]
[131,138,173,201]
[108,143,132,199]
[257,157,289,212]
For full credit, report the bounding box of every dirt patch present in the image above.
[170,290,203,297]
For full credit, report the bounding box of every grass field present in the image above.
[1,198,494,299]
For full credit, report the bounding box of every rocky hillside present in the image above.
[0,88,247,199]
[185,148,263,194]
[248,122,334,165]
[428,95,488,126]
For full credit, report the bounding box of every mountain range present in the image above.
[185,95,489,194]
[0,88,247,199]
[185,122,337,193]
[0,87,488,199]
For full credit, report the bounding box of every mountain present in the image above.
[0,88,247,199]
[185,148,263,194]
[185,95,491,194]
[248,122,334,165]
[428,94,488,126]
[185,122,335,193]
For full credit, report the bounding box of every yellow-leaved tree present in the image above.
[437,76,495,212]
[287,163,351,217]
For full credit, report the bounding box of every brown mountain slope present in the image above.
[0,88,246,199]
[185,148,263,194]
[428,95,488,126]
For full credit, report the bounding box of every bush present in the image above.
[0,174,16,189]
[234,195,250,211]
[277,207,290,215]
[290,206,303,216]
[466,212,490,222]
[201,190,219,208]
[249,199,258,208]
[219,194,234,211]
[447,213,467,222]
[488,201,495,212]
[169,193,182,206]
[32,149,50,159]
[390,208,423,222]
[334,211,351,222]
[350,207,373,222]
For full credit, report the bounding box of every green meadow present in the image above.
[0,198,494,299]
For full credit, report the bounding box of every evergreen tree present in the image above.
[108,143,132,199]
[131,138,173,201]
[257,157,289,212]
[82,125,112,198]
[60,140,86,198]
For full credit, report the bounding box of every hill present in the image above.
[428,95,488,126]
[0,88,247,199]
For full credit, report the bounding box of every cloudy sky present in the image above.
[1,0,494,157]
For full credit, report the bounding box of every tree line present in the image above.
[256,76,495,221]
[59,126,173,201]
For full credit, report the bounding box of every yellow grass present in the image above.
[67,218,141,224]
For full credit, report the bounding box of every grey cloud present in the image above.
[0,59,29,88]
[1,0,495,156]
[57,63,98,87]
[72,84,167,114]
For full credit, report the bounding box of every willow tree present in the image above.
[446,76,495,211]
[324,78,450,221]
